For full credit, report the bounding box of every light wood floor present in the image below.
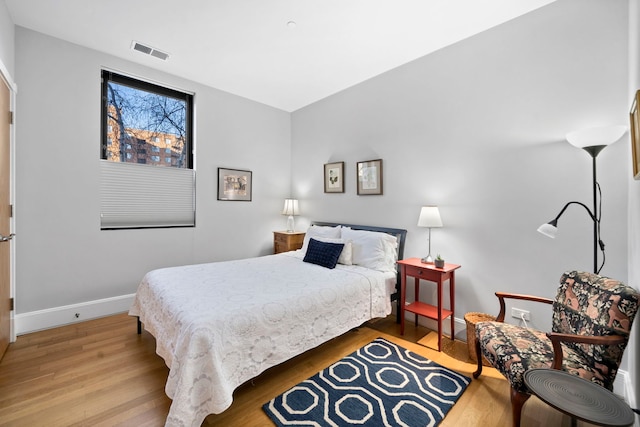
[0,313,583,426]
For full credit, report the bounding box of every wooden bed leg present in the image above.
[137,317,142,335]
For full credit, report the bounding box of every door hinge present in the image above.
[9,298,13,311]
[9,205,12,218]
[8,111,13,125]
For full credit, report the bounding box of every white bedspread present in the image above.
[129,251,394,427]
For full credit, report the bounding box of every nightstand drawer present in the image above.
[404,264,428,278]
[403,264,446,282]
[274,233,289,244]
[273,231,305,254]
[274,241,287,253]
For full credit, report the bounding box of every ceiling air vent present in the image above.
[131,41,169,61]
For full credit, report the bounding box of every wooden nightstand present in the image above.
[397,258,461,351]
[273,231,305,254]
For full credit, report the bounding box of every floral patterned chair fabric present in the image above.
[472,270,639,427]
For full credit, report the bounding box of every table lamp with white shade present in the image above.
[418,206,443,264]
[282,199,299,232]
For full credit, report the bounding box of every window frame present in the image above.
[100,70,194,169]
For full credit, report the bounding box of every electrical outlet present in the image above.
[511,308,531,321]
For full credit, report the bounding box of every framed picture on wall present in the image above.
[324,161,345,193]
[630,90,640,180]
[356,159,383,195]
[217,167,252,201]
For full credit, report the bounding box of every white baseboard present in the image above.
[614,370,639,426]
[15,294,136,335]
[614,369,628,398]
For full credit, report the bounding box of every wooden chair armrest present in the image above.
[546,332,626,369]
[494,292,554,322]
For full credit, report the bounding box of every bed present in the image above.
[129,222,407,427]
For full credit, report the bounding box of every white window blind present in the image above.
[100,160,195,229]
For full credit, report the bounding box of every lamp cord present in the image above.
[520,313,528,328]
[596,181,606,274]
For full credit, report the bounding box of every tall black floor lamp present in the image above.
[537,125,626,274]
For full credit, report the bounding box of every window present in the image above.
[165,147,171,153]
[100,70,195,229]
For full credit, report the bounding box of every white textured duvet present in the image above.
[129,251,394,427]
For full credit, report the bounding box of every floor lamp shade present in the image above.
[282,199,299,232]
[566,125,627,149]
[418,206,442,263]
[536,222,558,239]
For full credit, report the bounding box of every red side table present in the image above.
[398,258,461,351]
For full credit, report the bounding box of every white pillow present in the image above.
[301,225,342,253]
[341,228,398,272]
[310,237,353,265]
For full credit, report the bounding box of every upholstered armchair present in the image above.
[473,270,639,427]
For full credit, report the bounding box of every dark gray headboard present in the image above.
[311,221,407,321]
[311,221,407,262]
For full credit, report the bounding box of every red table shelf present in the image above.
[405,301,453,321]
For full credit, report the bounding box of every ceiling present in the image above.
[5,0,556,112]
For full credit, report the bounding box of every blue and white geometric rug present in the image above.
[263,337,470,427]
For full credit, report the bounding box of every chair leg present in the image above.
[510,387,530,427]
[472,336,483,378]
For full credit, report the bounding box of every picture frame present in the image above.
[217,167,252,201]
[630,90,640,180]
[356,159,383,195]
[324,161,345,193]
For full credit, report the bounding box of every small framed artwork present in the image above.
[324,161,345,193]
[217,167,252,201]
[356,159,383,195]
[630,90,640,180]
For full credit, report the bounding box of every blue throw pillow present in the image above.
[303,238,345,269]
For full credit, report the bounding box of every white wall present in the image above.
[627,0,640,416]
[13,28,291,319]
[0,0,14,78]
[292,0,629,353]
